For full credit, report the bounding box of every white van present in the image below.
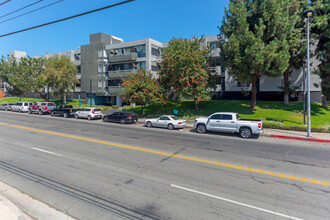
[11,102,34,112]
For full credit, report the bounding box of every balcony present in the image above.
[108,53,138,63]
[210,48,221,57]
[108,86,124,95]
[108,69,136,79]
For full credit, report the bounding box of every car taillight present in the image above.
[258,122,262,129]
[45,106,47,110]
[70,109,72,112]
[92,109,95,114]
[178,122,182,125]
[127,116,131,119]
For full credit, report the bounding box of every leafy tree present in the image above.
[0,56,48,99]
[220,0,293,110]
[44,55,78,104]
[158,37,213,111]
[122,68,167,113]
[309,0,329,107]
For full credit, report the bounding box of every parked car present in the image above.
[51,105,81,118]
[29,102,56,115]
[74,108,103,120]
[0,103,14,111]
[11,102,34,112]
[194,112,263,138]
[103,111,138,124]
[145,115,186,130]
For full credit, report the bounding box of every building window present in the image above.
[133,45,146,57]
[98,80,103,88]
[98,64,106,72]
[108,80,121,87]
[209,42,220,49]
[98,50,107,58]
[152,46,162,57]
[77,66,81,73]
[74,53,80,60]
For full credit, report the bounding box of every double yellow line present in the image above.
[1,122,330,187]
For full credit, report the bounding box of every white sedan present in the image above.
[145,115,186,130]
[74,108,103,120]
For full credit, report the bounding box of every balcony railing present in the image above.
[108,86,124,94]
[108,53,138,63]
[108,69,136,79]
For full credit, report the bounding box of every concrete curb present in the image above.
[0,194,32,220]
[262,133,330,143]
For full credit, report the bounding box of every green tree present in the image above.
[309,0,329,107]
[281,0,308,105]
[122,68,167,113]
[220,0,293,110]
[0,56,48,99]
[158,37,213,111]
[44,55,78,104]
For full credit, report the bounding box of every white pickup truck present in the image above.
[194,112,263,138]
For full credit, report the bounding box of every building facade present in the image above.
[9,32,322,105]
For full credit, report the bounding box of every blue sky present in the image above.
[0,0,229,57]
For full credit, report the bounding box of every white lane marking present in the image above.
[32,147,63,157]
[170,184,303,220]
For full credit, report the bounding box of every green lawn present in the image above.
[0,97,113,111]
[124,100,330,132]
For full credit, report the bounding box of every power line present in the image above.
[0,0,11,6]
[0,0,134,38]
[0,0,44,19]
[0,0,64,24]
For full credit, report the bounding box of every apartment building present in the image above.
[9,32,322,105]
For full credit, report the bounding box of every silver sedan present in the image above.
[145,115,186,130]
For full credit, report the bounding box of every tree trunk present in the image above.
[37,92,47,101]
[283,69,289,105]
[194,98,199,111]
[322,93,328,108]
[249,75,257,111]
[63,93,67,104]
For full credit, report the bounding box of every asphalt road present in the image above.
[0,111,329,219]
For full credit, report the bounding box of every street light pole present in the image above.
[307,12,312,137]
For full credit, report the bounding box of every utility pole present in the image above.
[306,12,312,137]
[90,78,92,107]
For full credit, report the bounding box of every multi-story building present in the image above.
[80,33,163,106]
[9,32,322,105]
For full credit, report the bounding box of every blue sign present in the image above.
[173,109,179,115]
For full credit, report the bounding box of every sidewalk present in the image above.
[0,181,75,220]
[137,118,330,143]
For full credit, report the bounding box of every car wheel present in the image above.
[63,113,68,118]
[51,111,54,116]
[28,109,32,114]
[74,114,78,119]
[146,121,152,128]
[38,110,43,115]
[196,124,207,133]
[18,109,21,113]
[240,127,252,138]
[102,117,107,122]
[168,123,174,130]
[120,119,125,124]
[87,116,92,121]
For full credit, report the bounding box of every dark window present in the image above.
[24,103,28,106]
[48,103,55,106]
[210,114,221,120]
[77,66,81,73]
[221,114,232,120]
[152,47,161,56]
[151,65,159,72]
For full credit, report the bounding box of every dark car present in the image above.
[103,111,138,124]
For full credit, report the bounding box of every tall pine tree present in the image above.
[309,0,329,107]
[220,0,293,110]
